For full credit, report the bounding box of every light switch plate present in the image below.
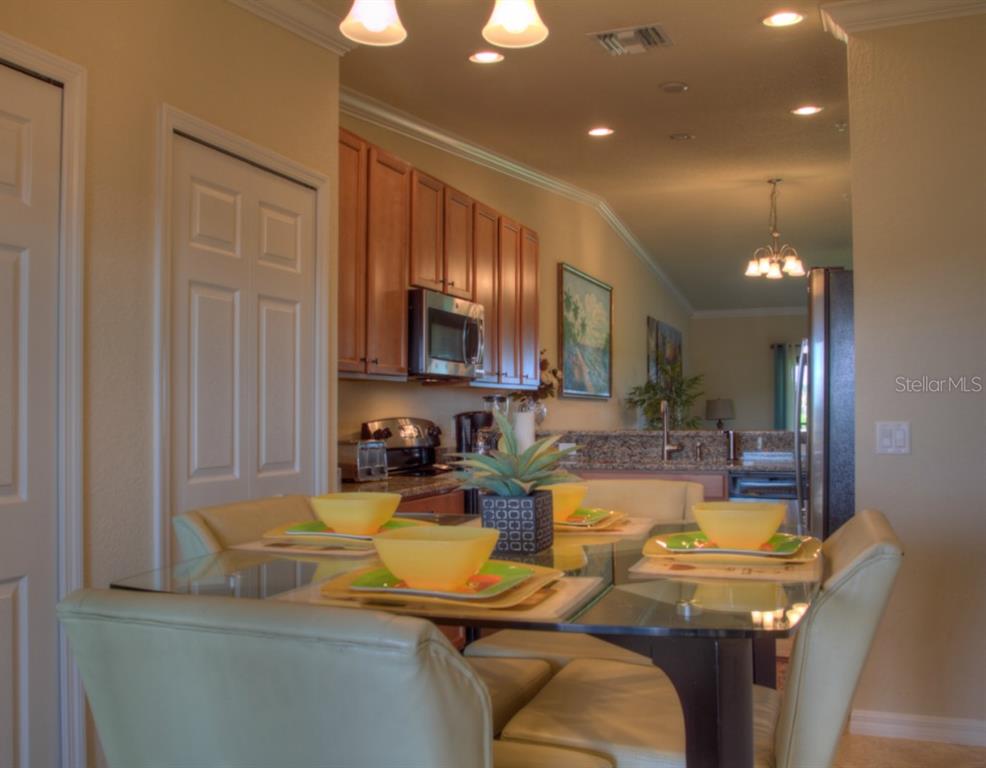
[876,421,910,454]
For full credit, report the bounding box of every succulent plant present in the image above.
[454,412,579,497]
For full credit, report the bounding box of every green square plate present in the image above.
[349,560,536,600]
[651,531,808,558]
[555,507,625,529]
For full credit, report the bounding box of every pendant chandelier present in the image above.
[339,0,549,49]
[744,179,805,279]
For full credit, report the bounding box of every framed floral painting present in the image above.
[558,263,612,399]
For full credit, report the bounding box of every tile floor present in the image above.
[777,657,986,767]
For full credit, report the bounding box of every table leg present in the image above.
[595,635,754,768]
[752,637,777,688]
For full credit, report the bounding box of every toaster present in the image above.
[338,439,388,483]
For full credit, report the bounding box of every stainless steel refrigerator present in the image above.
[795,267,855,538]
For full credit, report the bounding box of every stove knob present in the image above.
[427,425,442,439]
[372,427,392,440]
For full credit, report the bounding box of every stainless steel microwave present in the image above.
[409,288,485,379]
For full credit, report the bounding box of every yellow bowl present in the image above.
[543,483,589,522]
[692,501,787,550]
[372,526,499,591]
[308,492,401,535]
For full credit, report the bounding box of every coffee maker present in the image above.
[453,411,493,454]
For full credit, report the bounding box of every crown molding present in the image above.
[227,0,354,56]
[820,0,986,42]
[339,87,694,314]
[692,306,807,319]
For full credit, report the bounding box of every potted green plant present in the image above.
[626,359,705,430]
[455,412,578,554]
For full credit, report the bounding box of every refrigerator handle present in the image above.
[794,338,809,535]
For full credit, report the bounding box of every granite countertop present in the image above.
[560,458,796,474]
[340,473,462,499]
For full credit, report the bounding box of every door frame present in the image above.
[0,32,87,768]
[153,105,335,569]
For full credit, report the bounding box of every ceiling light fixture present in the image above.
[482,0,549,48]
[469,50,505,63]
[588,127,614,137]
[339,0,407,46]
[762,11,804,27]
[791,105,824,116]
[744,179,805,279]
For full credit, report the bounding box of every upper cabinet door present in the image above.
[444,187,474,300]
[498,216,522,386]
[409,170,444,293]
[473,203,499,384]
[338,130,368,373]
[520,227,540,387]
[366,147,411,376]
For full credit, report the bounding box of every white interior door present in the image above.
[0,63,61,768]
[172,135,315,518]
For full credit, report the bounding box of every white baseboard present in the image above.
[850,709,986,747]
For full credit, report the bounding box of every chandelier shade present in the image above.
[482,0,549,48]
[339,0,408,46]
[744,179,805,280]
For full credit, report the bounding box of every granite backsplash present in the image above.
[549,429,797,469]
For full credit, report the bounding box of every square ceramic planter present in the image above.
[480,491,553,555]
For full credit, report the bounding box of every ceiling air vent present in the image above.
[589,25,672,56]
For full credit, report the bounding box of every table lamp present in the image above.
[705,398,735,430]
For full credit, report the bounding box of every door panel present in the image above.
[172,135,315,514]
[188,283,240,481]
[498,217,521,386]
[472,204,499,384]
[520,227,540,387]
[409,170,444,292]
[366,147,410,376]
[0,62,61,768]
[338,130,367,373]
[444,187,473,300]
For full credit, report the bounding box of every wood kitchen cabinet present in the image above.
[338,129,367,374]
[443,187,474,300]
[409,170,444,293]
[410,173,474,300]
[577,470,728,500]
[366,146,411,376]
[396,489,465,515]
[520,227,540,387]
[472,203,499,384]
[497,216,522,387]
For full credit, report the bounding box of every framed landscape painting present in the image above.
[558,263,612,399]
[647,317,682,383]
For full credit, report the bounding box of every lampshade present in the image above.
[765,261,783,279]
[482,0,549,48]
[339,0,407,46]
[705,399,735,421]
[745,259,761,277]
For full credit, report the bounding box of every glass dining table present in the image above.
[111,519,820,768]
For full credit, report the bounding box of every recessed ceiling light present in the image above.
[661,81,689,94]
[669,133,695,141]
[469,50,505,64]
[762,11,804,27]
[588,127,615,137]
[791,105,824,116]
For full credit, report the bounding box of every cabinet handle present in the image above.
[370,358,379,364]
[359,357,367,363]
[448,280,456,287]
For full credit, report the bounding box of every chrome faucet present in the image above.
[661,400,683,461]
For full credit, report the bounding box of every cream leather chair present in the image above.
[173,494,316,560]
[59,589,612,768]
[465,478,703,670]
[499,509,903,768]
[172,494,561,738]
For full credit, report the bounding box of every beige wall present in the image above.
[689,313,806,430]
[0,0,340,614]
[337,113,691,438]
[848,16,986,725]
